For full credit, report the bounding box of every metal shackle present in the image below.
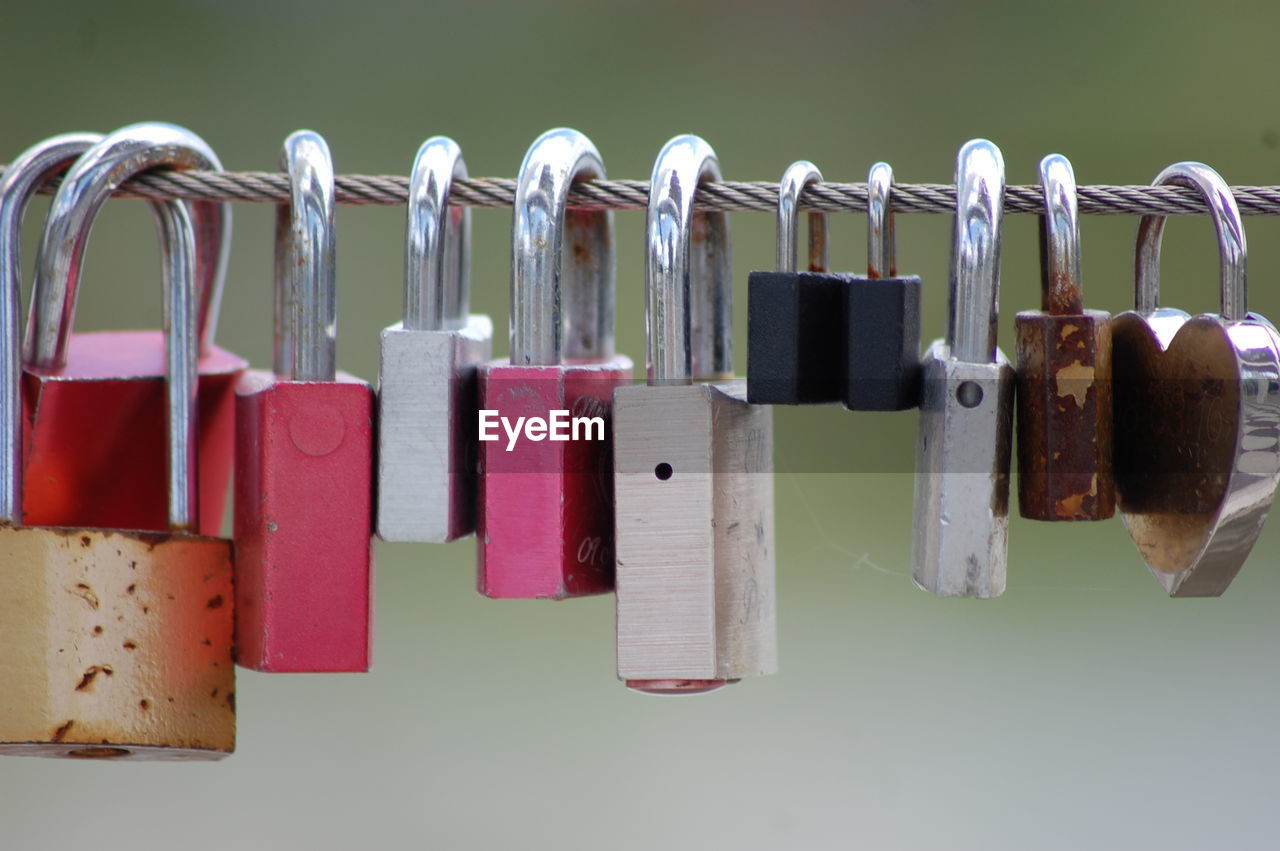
[405,136,470,331]
[776,161,827,273]
[947,139,1005,364]
[25,122,231,370]
[510,128,615,366]
[1039,154,1082,314]
[1135,162,1246,320]
[274,130,336,382]
[646,134,733,385]
[867,161,897,279]
[0,133,103,526]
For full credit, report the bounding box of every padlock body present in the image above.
[912,340,1014,598]
[0,525,235,760]
[1015,308,1114,521]
[747,271,843,404]
[234,371,374,672]
[1112,311,1280,596]
[476,356,632,599]
[377,314,493,543]
[22,331,245,536]
[845,275,922,411]
[613,380,776,686]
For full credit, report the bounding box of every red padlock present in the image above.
[476,128,633,599]
[234,130,374,673]
[20,123,245,535]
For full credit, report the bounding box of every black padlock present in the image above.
[843,162,921,411]
[748,162,921,409]
[747,161,844,404]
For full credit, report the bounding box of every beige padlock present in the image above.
[613,135,777,695]
[0,132,234,760]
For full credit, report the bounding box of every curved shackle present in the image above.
[947,139,1005,364]
[405,137,470,331]
[866,162,897,279]
[25,122,231,370]
[776,161,828,273]
[511,128,615,366]
[0,133,103,525]
[1038,154,1082,314]
[646,135,733,385]
[1135,162,1246,320]
[274,130,336,381]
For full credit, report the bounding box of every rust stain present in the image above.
[807,211,828,274]
[205,595,224,610]
[1045,266,1083,315]
[122,640,137,651]
[74,665,114,692]
[67,583,99,610]
[51,720,75,742]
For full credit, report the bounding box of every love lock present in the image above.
[1111,161,1280,597]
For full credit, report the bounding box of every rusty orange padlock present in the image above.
[0,134,235,759]
[1015,153,1114,521]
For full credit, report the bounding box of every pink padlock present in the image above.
[234,131,374,673]
[476,128,633,599]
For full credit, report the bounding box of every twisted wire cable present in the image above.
[7,165,1280,216]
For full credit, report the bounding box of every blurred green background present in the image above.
[4,1,1280,848]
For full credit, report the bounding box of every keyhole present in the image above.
[654,463,673,481]
[956,381,984,408]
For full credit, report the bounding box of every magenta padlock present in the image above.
[476,128,633,599]
[20,123,245,535]
[234,131,374,673]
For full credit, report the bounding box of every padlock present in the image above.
[1015,154,1114,521]
[911,139,1013,599]
[746,161,921,409]
[234,130,374,672]
[747,160,843,404]
[21,122,246,535]
[1111,161,1280,597]
[615,134,776,694]
[0,150,235,759]
[475,128,633,600]
[377,136,493,543]
[843,162,922,411]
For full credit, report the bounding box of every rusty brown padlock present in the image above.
[1015,154,1114,521]
[0,135,234,760]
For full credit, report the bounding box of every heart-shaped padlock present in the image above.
[1111,161,1280,597]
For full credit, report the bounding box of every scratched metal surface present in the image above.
[3,1,1280,849]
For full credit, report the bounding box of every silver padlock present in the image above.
[911,139,1014,598]
[377,137,493,542]
[1112,162,1280,596]
[614,134,776,695]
